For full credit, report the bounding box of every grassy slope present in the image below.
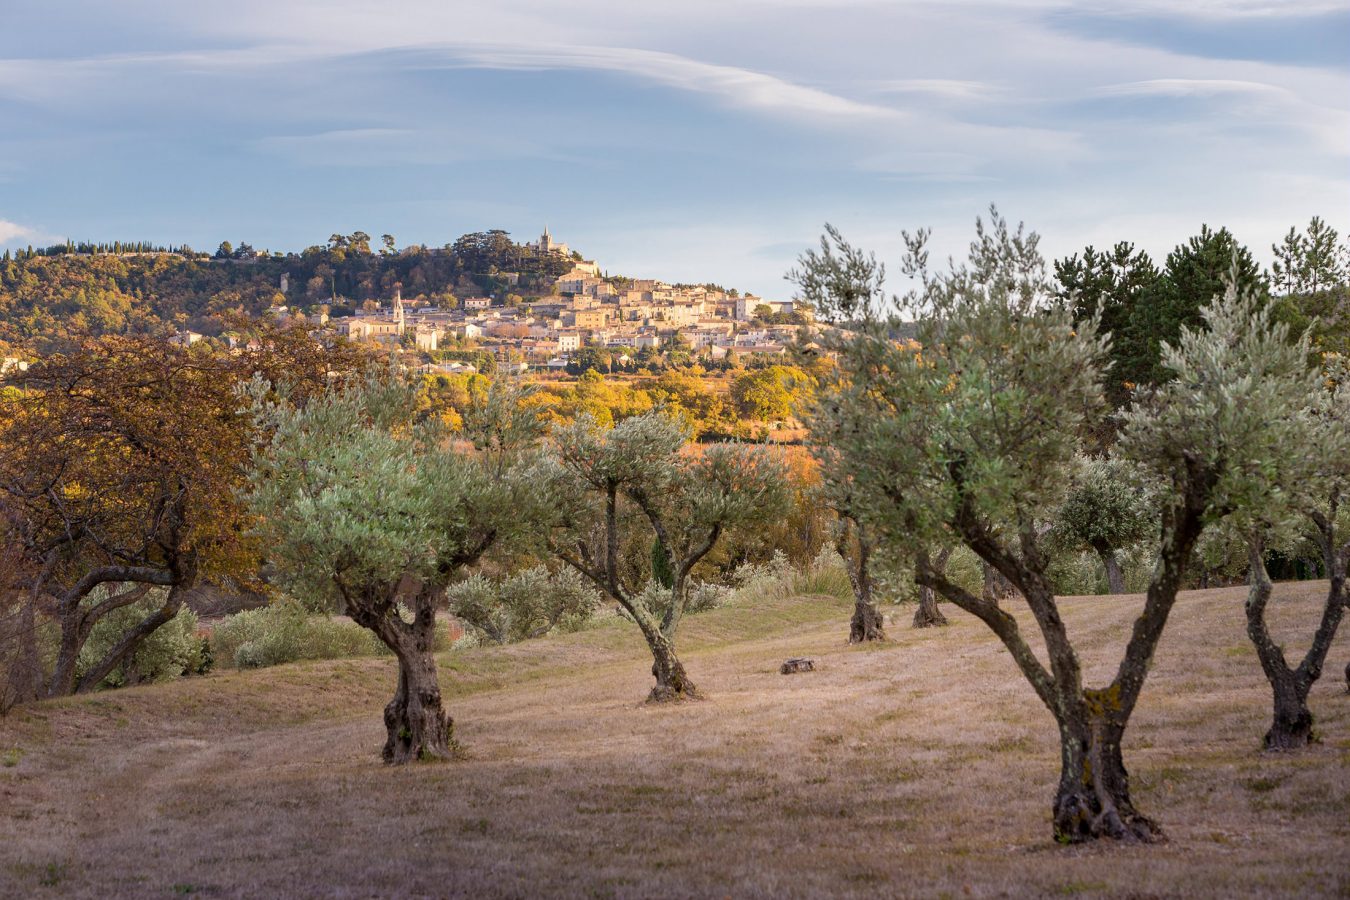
[1,584,1348,899]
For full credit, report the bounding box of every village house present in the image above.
[412,324,439,352]
[573,308,609,330]
[170,330,203,347]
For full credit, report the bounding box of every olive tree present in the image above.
[810,380,892,641]
[1238,351,1350,749]
[832,514,886,641]
[795,210,1285,843]
[815,457,946,637]
[247,374,543,763]
[546,411,789,700]
[1051,457,1152,594]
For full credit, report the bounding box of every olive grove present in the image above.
[793,211,1308,842]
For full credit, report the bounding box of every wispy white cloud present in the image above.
[0,220,31,243]
[870,79,998,101]
[1091,76,1350,155]
[1095,77,1287,97]
[0,45,331,103]
[421,42,907,125]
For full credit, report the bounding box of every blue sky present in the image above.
[1,1,1346,298]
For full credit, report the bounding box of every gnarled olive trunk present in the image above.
[1052,711,1160,843]
[382,640,453,764]
[912,548,951,628]
[640,616,698,702]
[912,584,947,628]
[850,601,886,642]
[1263,675,1315,750]
[982,561,1016,605]
[351,587,454,764]
[838,517,884,642]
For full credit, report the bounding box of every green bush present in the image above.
[447,566,601,644]
[77,590,208,689]
[211,599,387,669]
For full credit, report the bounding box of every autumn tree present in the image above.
[0,336,255,697]
[545,412,789,700]
[795,210,1286,843]
[730,365,812,422]
[246,374,545,763]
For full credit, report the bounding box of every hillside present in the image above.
[0,232,575,352]
[1,584,1347,898]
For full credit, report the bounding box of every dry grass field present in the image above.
[1,583,1347,898]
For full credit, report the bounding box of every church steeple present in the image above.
[393,287,405,334]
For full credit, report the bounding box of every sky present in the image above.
[0,1,1346,298]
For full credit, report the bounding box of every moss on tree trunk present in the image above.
[1053,713,1161,843]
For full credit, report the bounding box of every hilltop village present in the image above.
[168,229,811,376]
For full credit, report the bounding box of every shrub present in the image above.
[727,548,852,605]
[728,549,795,603]
[76,590,208,689]
[791,546,852,600]
[447,566,601,644]
[211,599,386,669]
[685,580,734,614]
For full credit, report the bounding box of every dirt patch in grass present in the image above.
[1,583,1347,897]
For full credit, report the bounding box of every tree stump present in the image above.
[780,657,815,674]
